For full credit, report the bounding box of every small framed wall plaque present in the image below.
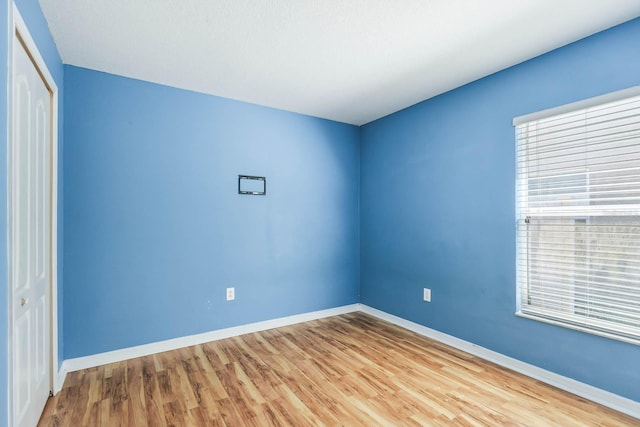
[238,175,266,195]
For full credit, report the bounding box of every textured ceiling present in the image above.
[39,0,640,125]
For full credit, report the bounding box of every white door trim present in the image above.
[7,3,60,425]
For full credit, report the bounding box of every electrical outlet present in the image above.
[423,288,431,302]
[226,287,235,301]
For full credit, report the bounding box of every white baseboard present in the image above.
[358,304,640,420]
[60,304,360,375]
[53,365,67,394]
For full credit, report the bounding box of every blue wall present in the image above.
[360,18,640,401]
[63,66,360,358]
[1,1,63,425]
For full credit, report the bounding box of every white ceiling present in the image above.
[39,0,640,125]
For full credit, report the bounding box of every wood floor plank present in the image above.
[38,313,638,426]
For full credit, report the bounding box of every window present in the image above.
[514,87,640,345]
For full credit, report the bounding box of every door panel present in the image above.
[36,295,47,386]
[15,75,30,293]
[14,314,31,423]
[36,100,46,280]
[12,33,52,427]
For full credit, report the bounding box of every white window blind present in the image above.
[515,90,640,345]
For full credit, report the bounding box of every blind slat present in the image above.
[516,128,640,156]
[524,290,640,310]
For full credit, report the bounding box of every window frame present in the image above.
[513,86,640,346]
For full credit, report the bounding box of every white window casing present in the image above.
[514,87,640,345]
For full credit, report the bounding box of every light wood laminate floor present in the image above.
[39,312,638,426]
